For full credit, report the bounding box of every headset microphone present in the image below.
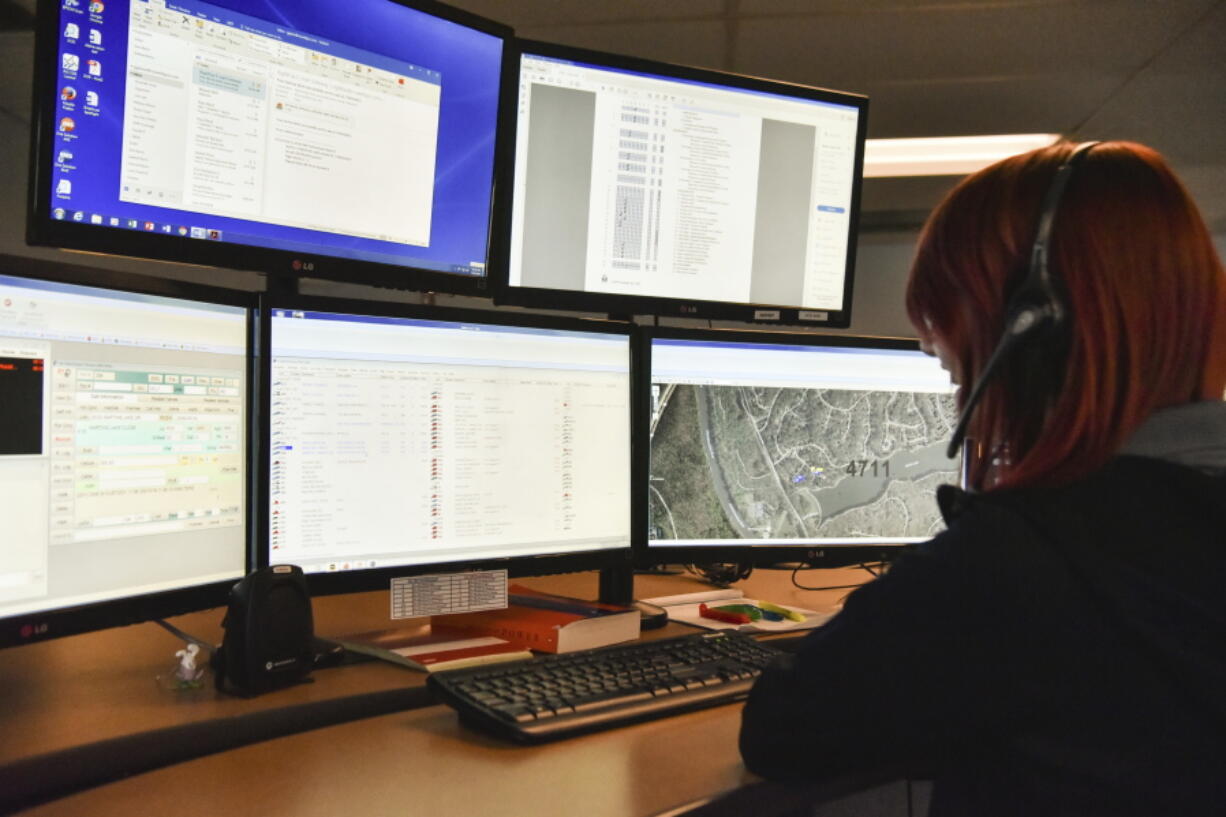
[945,141,1099,460]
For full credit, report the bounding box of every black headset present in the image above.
[945,141,1100,460]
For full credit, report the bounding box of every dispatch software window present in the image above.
[269,311,631,574]
[0,276,247,616]
[511,55,860,309]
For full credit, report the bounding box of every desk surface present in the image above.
[0,566,867,816]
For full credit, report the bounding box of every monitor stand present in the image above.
[599,565,669,629]
[597,564,634,605]
[264,272,300,296]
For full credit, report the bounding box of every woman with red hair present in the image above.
[739,141,1226,815]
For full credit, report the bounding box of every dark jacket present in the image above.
[739,403,1226,816]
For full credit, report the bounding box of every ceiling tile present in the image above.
[1075,1,1226,164]
[738,0,1083,16]
[1178,165,1226,234]
[447,0,725,29]
[862,73,1123,137]
[732,0,1215,85]
[515,19,731,70]
[0,31,32,123]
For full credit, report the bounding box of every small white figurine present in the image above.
[173,643,204,687]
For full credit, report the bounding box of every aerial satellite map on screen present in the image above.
[648,384,959,543]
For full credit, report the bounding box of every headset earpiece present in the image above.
[945,141,1099,460]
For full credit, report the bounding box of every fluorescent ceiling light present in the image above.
[863,134,1061,178]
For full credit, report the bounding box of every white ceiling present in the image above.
[2,0,1224,233]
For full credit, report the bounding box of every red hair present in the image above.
[907,141,1226,491]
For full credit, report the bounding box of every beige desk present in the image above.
[0,567,865,816]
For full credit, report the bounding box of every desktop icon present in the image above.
[89,214,102,224]
[62,54,80,73]
[56,179,72,196]
[126,219,138,228]
[143,221,155,231]
[57,149,73,164]
[72,211,85,221]
[89,29,102,46]
[86,60,101,77]
[190,226,206,238]
[85,90,99,107]
[64,22,80,39]
[108,217,119,226]
[58,117,75,132]
[53,208,66,220]
[177,226,188,236]
[161,224,172,233]
[63,0,80,7]
[89,0,103,12]
[60,86,76,101]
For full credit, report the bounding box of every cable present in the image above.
[789,562,884,592]
[153,619,217,656]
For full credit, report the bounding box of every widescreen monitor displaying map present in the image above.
[642,329,960,565]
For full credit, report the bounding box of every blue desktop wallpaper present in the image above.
[47,0,504,278]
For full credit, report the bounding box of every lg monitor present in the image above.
[0,254,252,648]
[260,296,634,595]
[27,0,509,295]
[639,327,961,568]
[496,40,868,326]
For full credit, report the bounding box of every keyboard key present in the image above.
[428,631,785,744]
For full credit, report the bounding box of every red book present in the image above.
[339,628,532,673]
[432,584,640,654]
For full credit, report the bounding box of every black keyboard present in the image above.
[426,630,784,743]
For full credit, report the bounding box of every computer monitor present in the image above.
[260,296,634,595]
[638,327,961,568]
[27,0,509,295]
[495,40,868,326]
[0,254,252,648]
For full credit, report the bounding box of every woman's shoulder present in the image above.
[940,456,1222,519]
[925,456,1225,565]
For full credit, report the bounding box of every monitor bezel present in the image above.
[26,0,514,297]
[0,253,256,649]
[490,38,869,327]
[256,292,638,598]
[633,325,958,570]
